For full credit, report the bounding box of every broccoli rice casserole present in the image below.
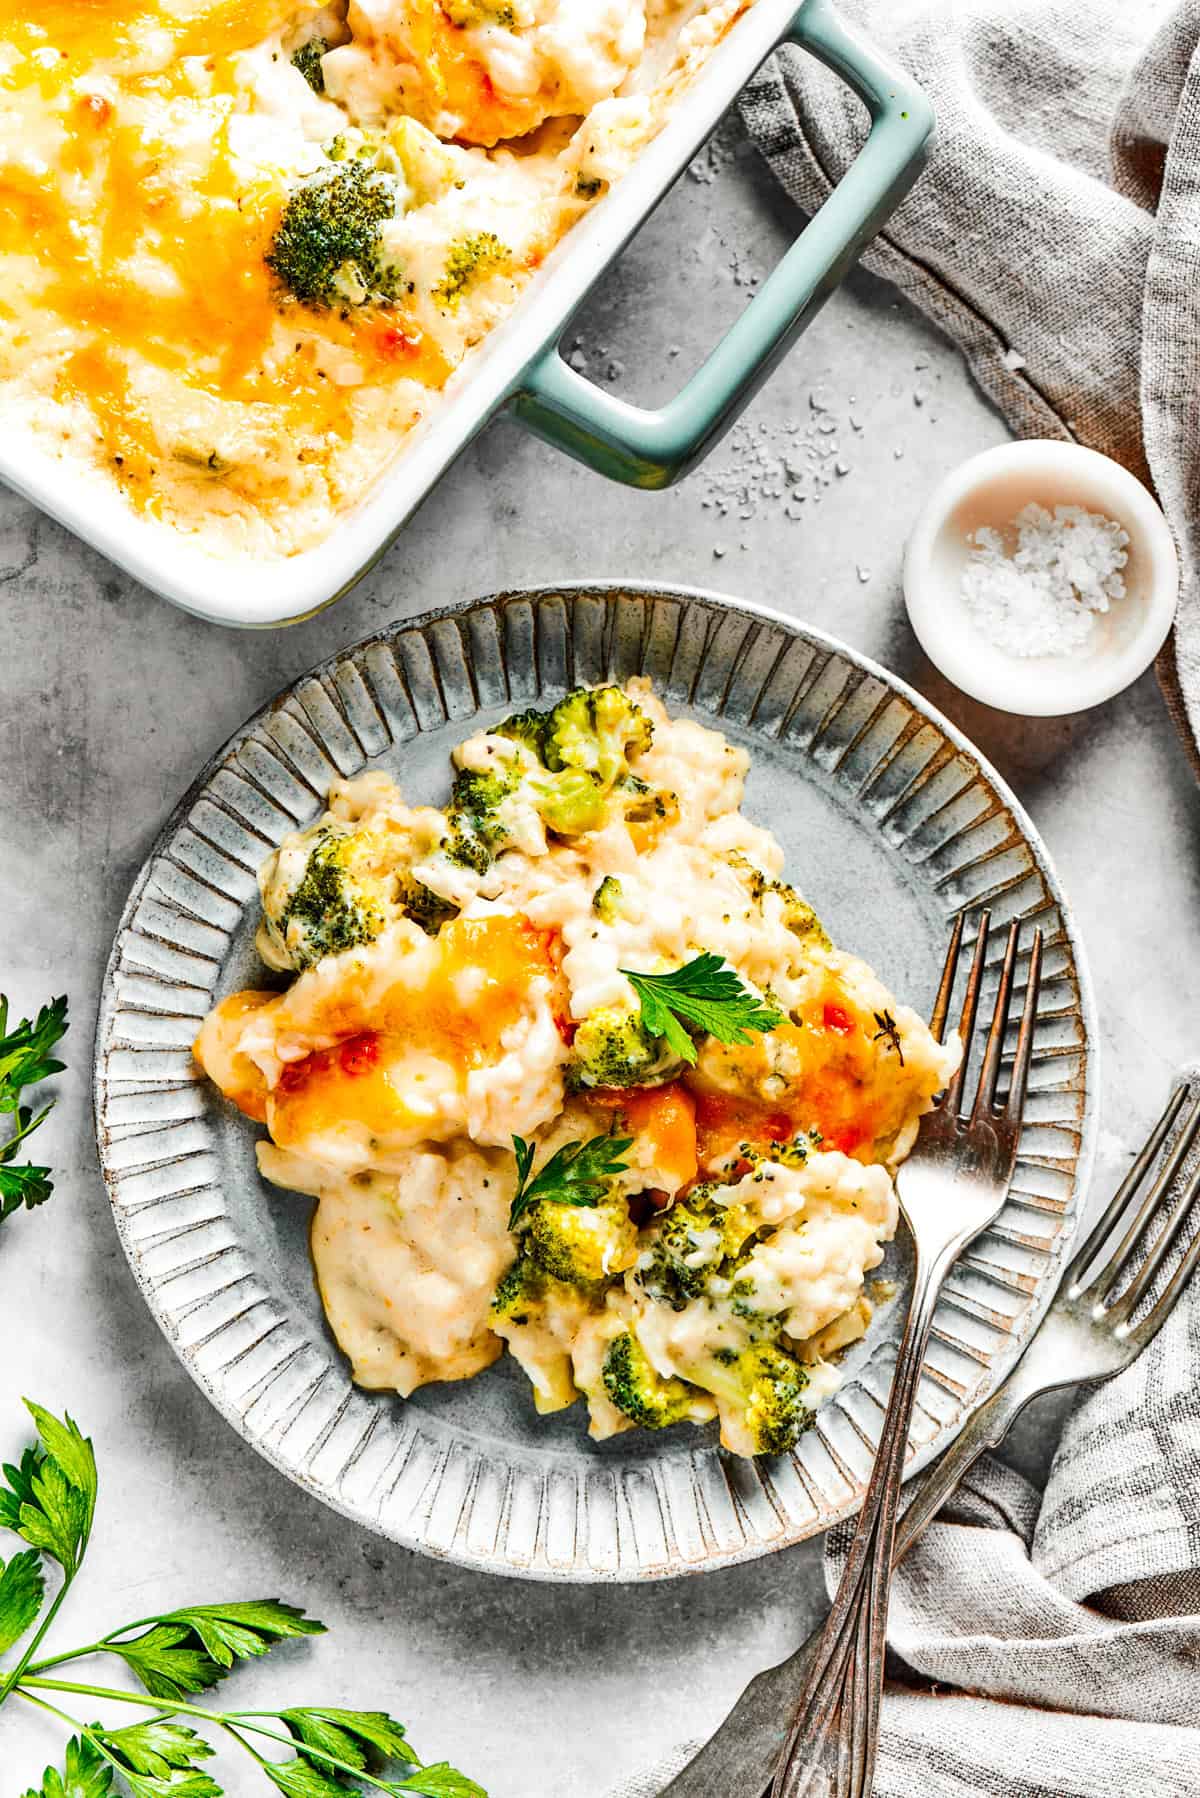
[195,682,960,1458]
[0,0,752,558]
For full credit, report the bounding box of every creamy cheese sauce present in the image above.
[0,0,751,557]
[195,683,960,1454]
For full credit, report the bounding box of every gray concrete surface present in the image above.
[2,113,1198,1798]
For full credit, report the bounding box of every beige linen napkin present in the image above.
[739,0,1200,779]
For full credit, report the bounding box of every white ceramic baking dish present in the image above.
[0,0,931,626]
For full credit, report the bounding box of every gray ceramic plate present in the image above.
[94,584,1097,1582]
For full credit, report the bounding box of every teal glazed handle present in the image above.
[509,0,933,487]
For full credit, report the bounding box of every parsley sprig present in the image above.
[0,995,68,1225]
[508,1132,632,1230]
[621,953,781,1066]
[0,1401,484,1798]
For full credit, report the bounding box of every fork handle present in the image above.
[890,1376,1024,1562]
[658,1378,1028,1798]
[770,1242,958,1798]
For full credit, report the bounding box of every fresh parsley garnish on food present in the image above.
[620,954,781,1066]
[0,994,68,1225]
[0,1400,485,1798]
[509,1132,633,1230]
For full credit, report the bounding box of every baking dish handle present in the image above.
[508,0,933,487]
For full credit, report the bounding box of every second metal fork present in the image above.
[769,912,1042,1798]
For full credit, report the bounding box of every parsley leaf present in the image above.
[0,995,68,1225]
[399,1768,487,1797]
[621,954,781,1066]
[0,995,68,1101]
[92,1720,221,1795]
[110,1602,324,1701]
[107,1768,220,1798]
[0,1446,42,1533]
[260,1763,345,1798]
[281,1707,414,1772]
[261,1757,485,1798]
[0,1403,96,1573]
[20,1734,113,1798]
[107,1624,227,1705]
[93,1721,215,1777]
[508,1132,632,1230]
[0,1546,45,1653]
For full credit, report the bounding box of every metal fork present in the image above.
[660,1084,1200,1798]
[768,912,1041,1798]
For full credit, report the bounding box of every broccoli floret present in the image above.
[523,1194,637,1295]
[635,1189,759,1310]
[394,871,457,936]
[444,688,655,873]
[266,162,400,308]
[771,1131,818,1168]
[492,685,656,841]
[259,819,455,968]
[434,232,510,306]
[592,875,625,923]
[492,1190,635,1318]
[601,1330,697,1430]
[780,887,829,952]
[491,1253,543,1327]
[541,685,653,784]
[729,855,830,954]
[493,707,548,758]
[441,754,597,874]
[291,35,327,92]
[493,687,653,785]
[568,1005,676,1091]
[268,828,382,969]
[690,1341,813,1455]
[442,763,522,872]
[532,765,609,837]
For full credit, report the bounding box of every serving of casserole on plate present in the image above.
[193,675,959,1457]
[0,0,931,622]
[95,585,1097,1579]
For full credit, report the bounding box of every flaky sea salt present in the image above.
[961,502,1129,658]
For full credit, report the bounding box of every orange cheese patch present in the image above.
[0,3,452,511]
[690,1000,892,1166]
[192,987,276,1122]
[587,1080,698,1193]
[201,913,564,1141]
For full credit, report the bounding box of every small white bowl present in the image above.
[902,441,1179,715]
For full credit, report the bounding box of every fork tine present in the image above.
[970,922,1021,1122]
[929,912,965,1043]
[941,912,990,1114]
[1066,1082,1191,1296]
[1003,927,1042,1124]
[1108,1139,1200,1324]
[1096,1091,1200,1318]
[1128,1167,1200,1348]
